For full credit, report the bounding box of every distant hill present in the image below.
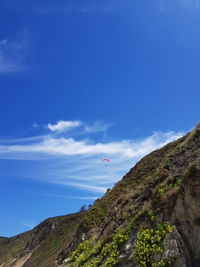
[0,213,83,267]
[1,123,200,266]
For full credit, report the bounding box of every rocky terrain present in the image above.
[1,123,200,266]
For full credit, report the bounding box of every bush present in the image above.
[133,222,173,267]
[67,227,130,267]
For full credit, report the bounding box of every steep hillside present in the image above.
[0,213,83,267]
[57,123,200,267]
[1,123,200,267]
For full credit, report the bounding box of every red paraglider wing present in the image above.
[102,158,111,162]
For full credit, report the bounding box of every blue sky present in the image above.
[0,0,200,237]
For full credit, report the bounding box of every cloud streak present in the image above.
[177,0,200,8]
[35,1,115,15]
[0,31,28,73]
[41,194,98,200]
[47,120,82,132]
[0,120,185,196]
[0,131,184,159]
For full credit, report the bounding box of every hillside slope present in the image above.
[0,237,8,243]
[1,123,200,267]
[0,213,83,267]
[57,123,200,267]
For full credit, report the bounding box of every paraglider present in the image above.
[102,158,111,162]
[102,158,111,166]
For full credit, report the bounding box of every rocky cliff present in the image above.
[1,123,200,267]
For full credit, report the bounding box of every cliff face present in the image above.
[1,123,200,267]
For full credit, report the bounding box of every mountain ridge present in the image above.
[1,123,200,266]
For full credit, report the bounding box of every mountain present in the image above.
[1,123,200,266]
[0,213,83,267]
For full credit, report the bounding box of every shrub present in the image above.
[147,210,156,222]
[67,227,130,267]
[133,222,173,267]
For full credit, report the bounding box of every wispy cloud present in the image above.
[84,121,113,134]
[35,1,114,15]
[159,0,200,12]
[0,120,185,195]
[177,0,200,8]
[77,3,114,14]
[41,194,98,200]
[47,120,82,132]
[57,181,107,193]
[0,49,20,73]
[32,123,39,128]
[0,131,184,159]
[20,220,36,230]
[0,31,28,73]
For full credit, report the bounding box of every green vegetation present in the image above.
[0,232,30,264]
[147,210,156,222]
[163,158,173,169]
[156,183,173,198]
[193,217,200,226]
[129,210,146,228]
[28,219,81,267]
[195,253,200,262]
[67,207,156,266]
[67,227,130,267]
[153,170,162,182]
[82,194,116,229]
[154,178,184,201]
[0,213,83,267]
[133,222,174,267]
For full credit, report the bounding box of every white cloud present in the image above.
[55,182,107,193]
[83,121,113,134]
[0,130,184,159]
[0,120,185,194]
[47,120,82,132]
[41,194,98,200]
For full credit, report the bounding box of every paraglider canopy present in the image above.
[102,158,111,162]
